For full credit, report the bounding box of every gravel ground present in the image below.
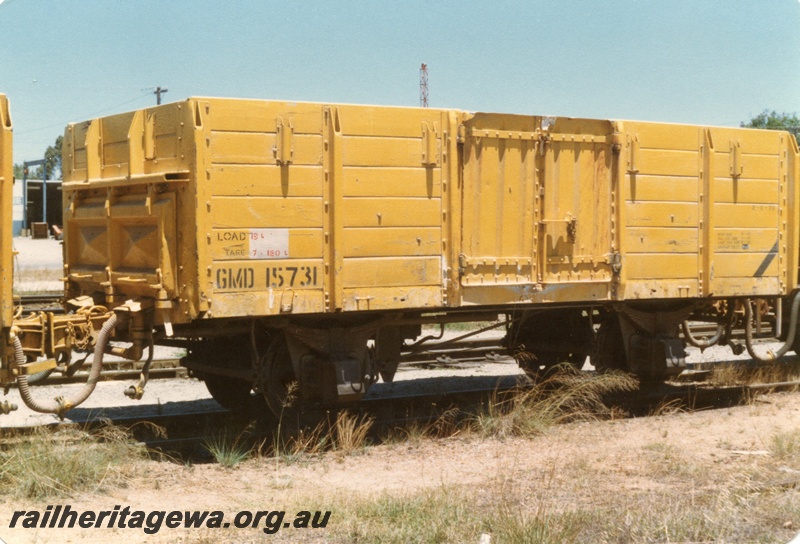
[12,236,63,271]
[12,236,64,292]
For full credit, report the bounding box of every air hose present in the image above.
[743,292,800,363]
[17,313,118,419]
[681,321,724,350]
[681,304,735,351]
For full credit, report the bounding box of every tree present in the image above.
[42,134,62,179]
[742,110,799,143]
[12,134,63,180]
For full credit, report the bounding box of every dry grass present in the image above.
[267,410,373,465]
[0,424,146,499]
[331,411,373,455]
[648,397,689,417]
[4,390,800,543]
[771,428,800,461]
[473,365,637,438]
[710,359,800,387]
[325,426,800,544]
[337,483,586,544]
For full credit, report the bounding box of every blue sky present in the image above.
[1,0,799,164]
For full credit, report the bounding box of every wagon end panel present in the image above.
[62,101,196,322]
[0,95,11,330]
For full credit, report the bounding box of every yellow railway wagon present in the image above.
[0,95,11,334]
[54,97,800,415]
[0,95,13,395]
[0,94,13,411]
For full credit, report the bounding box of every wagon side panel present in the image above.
[202,100,449,318]
[617,121,793,299]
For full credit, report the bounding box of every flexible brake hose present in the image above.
[124,334,154,400]
[681,304,735,350]
[744,293,800,363]
[681,320,725,350]
[17,313,118,419]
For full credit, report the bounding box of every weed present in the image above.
[473,365,636,438]
[489,505,583,544]
[771,428,800,461]
[710,360,800,388]
[649,397,688,417]
[427,406,461,438]
[270,420,329,464]
[202,434,251,468]
[332,411,373,454]
[271,381,300,462]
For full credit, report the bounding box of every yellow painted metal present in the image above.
[0,95,11,332]
[61,98,800,324]
[617,121,797,300]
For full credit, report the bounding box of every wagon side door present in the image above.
[458,113,539,305]
[538,117,616,297]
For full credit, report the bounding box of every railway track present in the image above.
[5,316,800,458]
[5,368,799,459]
[24,358,188,385]
[136,378,800,455]
[15,293,64,314]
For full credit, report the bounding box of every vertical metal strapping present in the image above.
[700,129,716,297]
[0,95,12,330]
[323,106,344,312]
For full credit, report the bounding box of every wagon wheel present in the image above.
[258,333,299,418]
[195,336,257,412]
[508,309,592,379]
[591,316,627,373]
[514,349,585,380]
[204,374,254,412]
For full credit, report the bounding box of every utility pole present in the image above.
[420,64,429,108]
[153,86,168,105]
